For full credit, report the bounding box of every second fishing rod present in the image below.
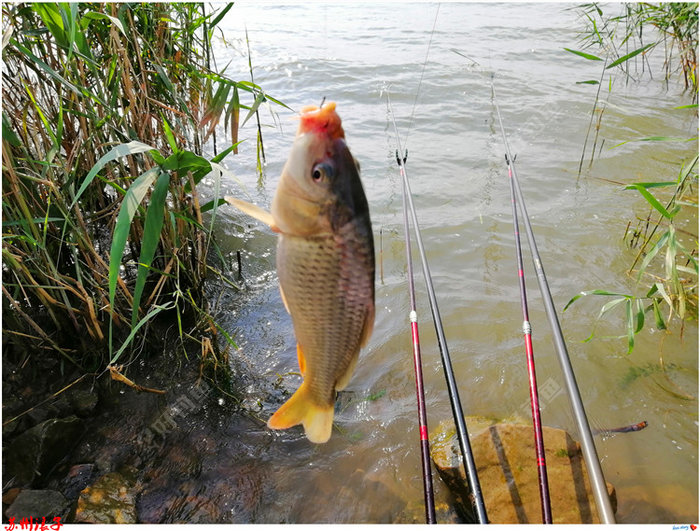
[491,78,616,524]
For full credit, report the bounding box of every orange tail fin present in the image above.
[267,381,334,444]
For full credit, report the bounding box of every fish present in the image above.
[225,102,375,443]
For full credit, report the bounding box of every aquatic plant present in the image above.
[563,3,698,354]
[567,2,698,174]
[565,154,698,353]
[2,3,285,375]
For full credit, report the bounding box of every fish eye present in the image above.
[311,162,334,183]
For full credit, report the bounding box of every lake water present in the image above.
[199,2,697,523]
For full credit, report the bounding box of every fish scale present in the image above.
[277,218,374,407]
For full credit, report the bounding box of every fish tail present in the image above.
[267,382,334,444]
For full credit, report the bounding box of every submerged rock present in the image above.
[66,381,99,418]
[73,470,138,524]
[4,416,84,486]
[4,490,69,520]
[431,416,617,524]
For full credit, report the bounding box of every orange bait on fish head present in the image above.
[296,102,345,140]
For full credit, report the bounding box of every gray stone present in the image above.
[67,383,99,417]
[5,489,69,520]
[4,416,84,485]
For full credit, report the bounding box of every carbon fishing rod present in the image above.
[388,93,489,524]
[491,79,616,524]
[398,149,436,524]
[504,151,553,524]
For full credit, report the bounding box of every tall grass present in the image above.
[2,3,285,377]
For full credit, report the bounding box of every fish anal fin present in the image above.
[225,196,279,231]
[334,352,359,392]
[360,305,375,348]
[296,343,306,376]
[336,306,374,392]
[267,382,334,444]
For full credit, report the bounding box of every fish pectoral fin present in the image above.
[267,382,334,444]
[279,285,290,314]
[224,196,279,232]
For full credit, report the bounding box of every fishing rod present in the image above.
[388,93,489,524]
[397,149,436,524]
[504,152,553,523]
[491,79,616,524]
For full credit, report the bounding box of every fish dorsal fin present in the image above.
[225,196,279,232]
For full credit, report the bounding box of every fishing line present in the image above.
[490,77,616,524]
[404,3,441,151]
[387,94,489,525]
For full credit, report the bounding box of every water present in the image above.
[197,2,697,523]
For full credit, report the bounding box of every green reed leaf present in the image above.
[80,11,126,36]
[73,141,155,208]
[626,183,674,220]
[241,92,266,127]
[111,301,175,365]
[624,181,677,190]
[606,43,655,69]
[652,298,666,330]
[564,47,604,61]
[637,230,670,281]
[131,171,170,328]
[634,298,645,333]
[209,3,234,29]
[161,114,179,153]
[625,299,635,353]
[108,166,160,321]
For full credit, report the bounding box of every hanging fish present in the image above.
[226,102,375,443]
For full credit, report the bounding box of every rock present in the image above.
[2,487,21,507]
[66,382,99,417]
[5,490,69,520]
[58,463,96,501]
[74,470,138,524]
[431,416,617,524]
[4,416,84,486]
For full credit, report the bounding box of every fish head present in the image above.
[272,102,368,236]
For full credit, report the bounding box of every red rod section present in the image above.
[508,160,553,524]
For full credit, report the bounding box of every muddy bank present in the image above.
[2,338,270,523]
[2,336,438,524]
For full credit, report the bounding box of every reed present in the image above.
[2,3,285,377]
[567,2,698,175]
[561,4,698,355]
[564,154,698,354]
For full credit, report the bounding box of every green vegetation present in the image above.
[563,3,698,354]
[2,3,285,379]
